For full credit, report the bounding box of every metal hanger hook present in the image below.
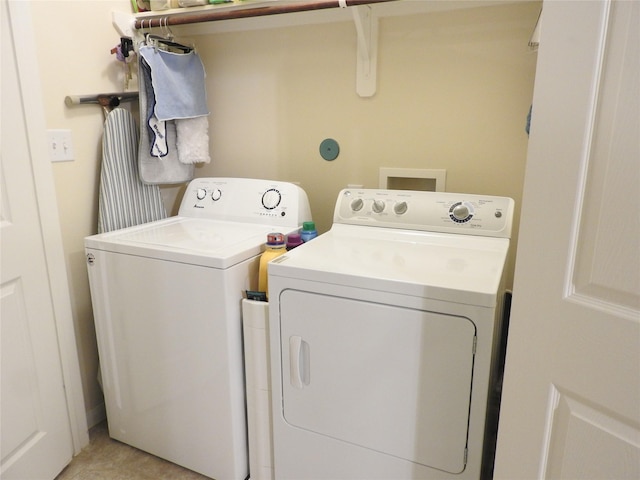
[164,17,174,39]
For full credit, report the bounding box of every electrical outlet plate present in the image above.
[48,129,74,162]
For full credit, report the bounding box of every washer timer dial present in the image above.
[196,188,207,200]
[449,202,474,223]
[262,189,282,210]
[211,188,222,201]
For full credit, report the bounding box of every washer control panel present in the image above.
[178,177,312,228]
[335,189,514,238]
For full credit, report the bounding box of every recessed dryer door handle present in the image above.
[289,336,310,389]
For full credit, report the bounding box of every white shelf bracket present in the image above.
[113,10,148,52]
[352,5,378,98]
[112,10,135,39]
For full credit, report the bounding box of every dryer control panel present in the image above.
[334,189,514,238]
[178,177,312,228]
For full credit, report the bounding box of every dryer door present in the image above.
[279,289,476,474]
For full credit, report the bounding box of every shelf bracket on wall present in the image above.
[113,10,147,50]
[113,10,134,39]
[352,4,378,98]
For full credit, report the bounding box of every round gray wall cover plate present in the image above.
[319,138,340,161]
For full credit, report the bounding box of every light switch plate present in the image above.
[47,129,74,162]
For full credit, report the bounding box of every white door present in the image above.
[1,1,87,478]
[494,1,640,478]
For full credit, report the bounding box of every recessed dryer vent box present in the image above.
[379,168,446,192]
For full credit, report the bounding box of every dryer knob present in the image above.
[394,201,408,215]
[372,200,385,213]
[452,203,470,221]
[196,188,207,200]
[351,198,364,212]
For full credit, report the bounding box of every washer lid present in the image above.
[85,216,292,269]
[269,224,510,307]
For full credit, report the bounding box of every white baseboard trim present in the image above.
[86,403,106,429]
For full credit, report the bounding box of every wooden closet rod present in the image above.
[134,0,396,29]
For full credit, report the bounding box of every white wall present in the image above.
[192,0,538,284]
[30,0,539,426]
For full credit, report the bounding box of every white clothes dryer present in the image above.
[85,177,311,480]
[268,188,514,480]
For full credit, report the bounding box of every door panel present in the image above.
[1,280,42,455]
[570,0,639,313]
[544,388,639,479]
[494,1,640,478]
[279,289,476,474]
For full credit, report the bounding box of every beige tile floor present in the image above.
[58,417,499,479]
[55,422,212,480]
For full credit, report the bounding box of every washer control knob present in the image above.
[372,200,385,213]
[262,189,282,210]
[211,189,222,201]
[394,201,408,215]
[351,198,364,212]
[196,188,207,200]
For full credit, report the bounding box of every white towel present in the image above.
[176,117,210,164]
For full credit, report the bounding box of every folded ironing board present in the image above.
[98,108,167,233]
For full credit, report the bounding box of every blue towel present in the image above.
[139,46,209,121]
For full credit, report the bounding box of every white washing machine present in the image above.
[85,177,311,480]
[268,188,514,480]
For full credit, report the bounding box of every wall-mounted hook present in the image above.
[121,37,134,57]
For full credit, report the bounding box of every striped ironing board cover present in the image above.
[98,108,166,233]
